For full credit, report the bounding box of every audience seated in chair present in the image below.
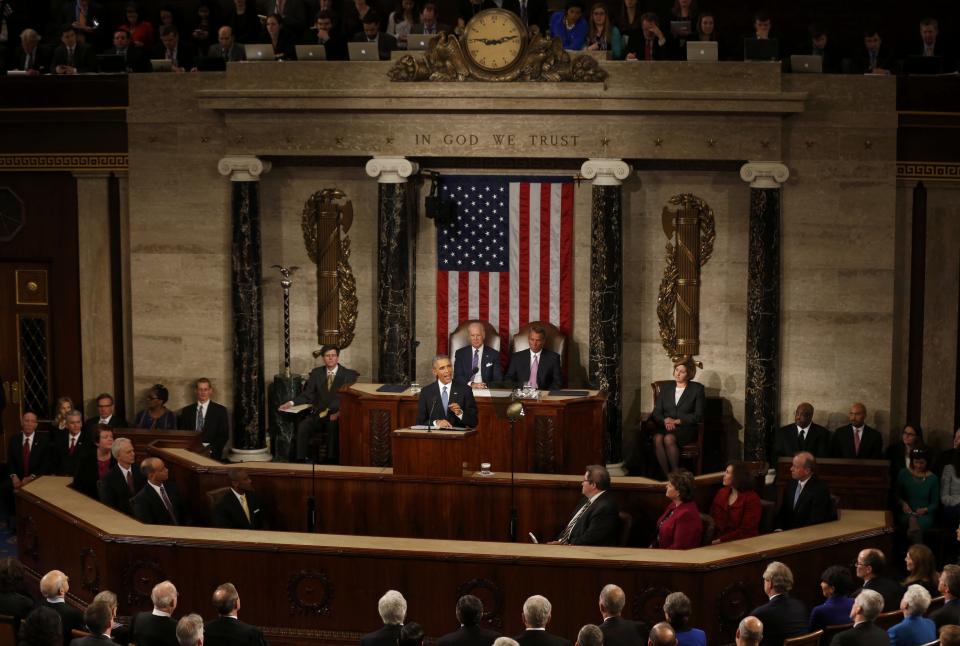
[809,566,856,632]
[361,589,406,646]
[750,561,808,646]
[436,594,500,646]
[650,358,704,477]
[451,320,503,388]
[777,451,836,531]
[506,323,563,391]
[710,460,762,543]
[887,585,935,646]
[663,591,706,646]
[597,584,647,646]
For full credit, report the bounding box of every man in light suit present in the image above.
[281,344,359,463]
[549,465,619,546]
[178,378,230,461]
[776,451,835,530]
[437,594,500,646]
[505,325,563,391]
[70,600,115,645]
[597,584,646,646]
[212,469,266,530]
[454,322,503,388]
[416,355,478,428]
[132,458,187,526]
[831,402,883,459]
[772,402,830,461]
[829,589,889,646]
[749,562,808,646]
[204,583,268,646]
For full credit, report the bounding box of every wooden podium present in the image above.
[391,428,478,478]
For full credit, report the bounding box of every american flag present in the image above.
[435,175,573,358]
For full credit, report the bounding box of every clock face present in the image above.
[464,9,526,72]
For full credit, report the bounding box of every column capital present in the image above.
[739,162,790,189]
[580,158,632,186]
[218,156,271,182]
[365,156,419,184]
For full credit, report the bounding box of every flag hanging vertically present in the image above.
[435,175,573,357]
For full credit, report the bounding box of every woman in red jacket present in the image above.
[653,469,703,549]
[710,460,762,543]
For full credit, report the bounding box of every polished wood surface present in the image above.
[775,457,890,510]
[391,428,477,478]
[339,385,605,474]
[112,428,205,464]
[16,476,891,646]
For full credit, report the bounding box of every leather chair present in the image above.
[699,512,715,545]
[646,380,705,474]
[448,320,501,373]
[206,486,231,516]
[782,630,823,646]
[510,321,566,367]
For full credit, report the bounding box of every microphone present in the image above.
[427,396,439,431]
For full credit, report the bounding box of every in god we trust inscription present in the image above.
[388,8,607,82]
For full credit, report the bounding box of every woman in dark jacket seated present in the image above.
[651,358,705,477]
[710,461,762,543]
[653,469,702,549]
[809,565,855,631]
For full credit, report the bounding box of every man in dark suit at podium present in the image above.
[772,402,830,461]
[83,393,130,437]
[831,403,882,459]
[454,322,503,388]
[281,344,359,463]
[212,468,266,530]
[505,325,562,391]
[178,378,230,461]
[416,355,478,428]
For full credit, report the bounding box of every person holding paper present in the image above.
[281,344,359,463]
[416,355,478,429]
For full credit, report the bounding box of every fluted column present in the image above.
[218,155,272,462]
[366,156,419,384]
[582,158,631,463]
[739,162,789,463]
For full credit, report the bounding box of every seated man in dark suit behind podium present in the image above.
[212,468,266,530]
[177,378,230,461]
[82,393,130,438]
[505,325,562,391]
[281,344,359,463]
[454,322,503,388]
[416,355,478,428]
[772,402,830,461]
[831,402,883,459]
[777,451,836,531]
[99,437,145,516]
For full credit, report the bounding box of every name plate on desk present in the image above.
[392,427,478,478]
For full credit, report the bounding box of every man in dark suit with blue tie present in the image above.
[177,378,230,461]
[416,355,478,428]
[454,322,503,388]
[505,325,562,390]
[777,451,835,530]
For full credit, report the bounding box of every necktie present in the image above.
[159,485,178,524]
[854,428,861,455]
[441,385,449,414]
[24,52,31,70]
[327,372,334,390]
[238,493,251,524]
[472,349,480,372]
[67,47,75,66]
[69,436,77,455]
[645,39,653,60]
[22,438,30,477]
[528,355,539,388]
[869,51,877,69]
[793,482,803,508]
[797,428,805,446]
[558,500,592,543]
[125,469,135,494]
[196,404,204,432]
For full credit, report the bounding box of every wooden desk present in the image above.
[16,476,892,646]
[339,384,606,475]
[110,428,204,464]
[776,457,890,510]
[391,428,477,478]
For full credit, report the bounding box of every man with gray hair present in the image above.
[176,614,205,646]
[131,580,178,646]
[39,569,84,644]
[749,562,808,646]
[647,622,676,646]
[887,584,935,645]
[454,322,503,388]
[204,582,267,645]
[829,589,888,645]
[599,584,646,646]
[15,28,46,74]
[494,640,520,646]
[576,625,603,646]
[51,409,86,476]
[100,437,145,516]
[415,354,478,428]
[735,616,763,646]
[361,589,407,646]
[515,595,571,646]
[437,594,500,645]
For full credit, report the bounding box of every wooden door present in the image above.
[0,262,54,461]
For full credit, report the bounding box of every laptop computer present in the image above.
[670,20,691,38]
[790,54,822,73]
[244,44,274,61]
[407,36,433,50]
[150,58,172,72]
[295,45,327,60]
[744,37,779,61]
[348,42,380,61]
[97,54,126,73]
[686,41,718,62]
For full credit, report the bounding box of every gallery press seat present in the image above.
[641,380,706,474]
[449,319,501,367]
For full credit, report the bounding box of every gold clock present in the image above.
[463,8,527,73]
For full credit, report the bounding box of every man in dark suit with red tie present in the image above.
[52,409,87,476]
[212,468,266,530]
[131,458,187,526]
[281,344,360,463]
[505,326,563,391]
[4,412,52,514]
[99,437,145,516]
[777,452,835,531]
[625,13,676,61]
[178,378,230,461]
[831,403,883,459]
